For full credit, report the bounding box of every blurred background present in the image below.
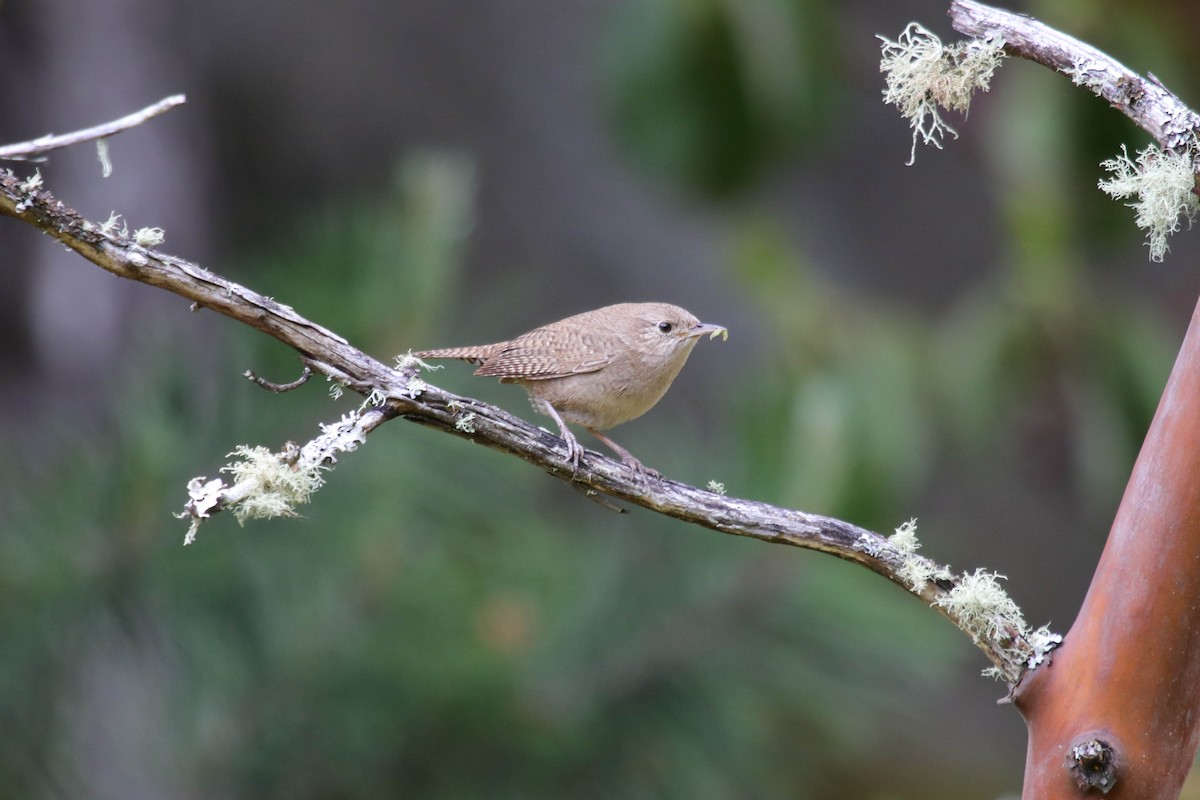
[2,0,1199,797]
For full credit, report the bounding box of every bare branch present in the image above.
[0,94,187,162]
[949,0,1200,152]
[245,365,314,393]
[0,164,1039,682]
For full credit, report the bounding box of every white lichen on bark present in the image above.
[935,568,1029,680]
[879,22,1006,164]
[1099,143,1199,261]
[179,409,376,544]
[889,518,953,590]
[888,520,1058,681]
[134,227,165,247]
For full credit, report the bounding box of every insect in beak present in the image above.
[687,322,728,341]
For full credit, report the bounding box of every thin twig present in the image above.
[244,365,313,393]
[0,94,187,162]
[949,0,1200,152]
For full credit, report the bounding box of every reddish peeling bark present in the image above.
[1016,297,1200,798]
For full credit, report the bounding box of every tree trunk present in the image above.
[1017,296,1200,797]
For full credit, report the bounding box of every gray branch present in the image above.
[0,165,1035,681]
[0,94,187,162]
[950,0,1200,152]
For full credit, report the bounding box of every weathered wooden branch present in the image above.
[950,0,1200,153]
[0,122,1037,681]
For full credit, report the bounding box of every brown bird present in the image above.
[415,302,727,476]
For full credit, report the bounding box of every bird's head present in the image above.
[617,302,728,369]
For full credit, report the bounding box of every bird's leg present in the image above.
[537,400,586,474]
[586,427,661,479]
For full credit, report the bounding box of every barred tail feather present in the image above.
[413,344,502,366]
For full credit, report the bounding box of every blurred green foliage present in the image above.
[603,0,836,197]
[733,218,935,525]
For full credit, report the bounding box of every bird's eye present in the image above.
[657,321,674,334]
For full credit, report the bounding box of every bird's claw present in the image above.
[622,455,660,481]
[565,437,585,477]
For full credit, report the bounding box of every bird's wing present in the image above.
[474,329,614,380]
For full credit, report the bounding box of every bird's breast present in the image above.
[524,344,694,430]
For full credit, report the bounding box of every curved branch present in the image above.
[0,163,1035,682]
[0,94,187,162]
[950,0,1200,152]
[245,365,314,393]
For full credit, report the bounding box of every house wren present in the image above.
[415,302,727,475]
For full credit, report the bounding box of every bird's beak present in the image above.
[687,322,728,341]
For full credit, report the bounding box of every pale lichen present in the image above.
[935,568,1026,642]
[1064,58,1105,90]
[96,138,113,177]
[395,351,445,373]
[364,388,387,408]
[890,518,920,554]
[392,352,443,400]
[180,411,371,544]
[133,227,165,247]
[879,23,1006,164]
[884,520,1059,683]
[856,532,885,558]
[1099,143,1199,261]
[934,567,1037,681]
[18,169,43,192]
[402,376,428,398]
[220,444,327,525]
[99,211,127,238]
[1025,624,1064,669]
[888,519,953,591]
[706,480,727,496]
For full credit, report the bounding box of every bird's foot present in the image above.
[564,435,586,477]
[537,400,588,478]
[621,454,661,481]
[586,426,660,481]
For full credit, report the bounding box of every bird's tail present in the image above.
[413,344,502,367]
